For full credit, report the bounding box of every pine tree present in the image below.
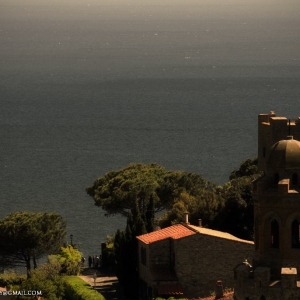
[113,198,148,299]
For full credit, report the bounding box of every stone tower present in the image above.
[258,111,300,172]
[254,135,300,275]
[234,112,300,300]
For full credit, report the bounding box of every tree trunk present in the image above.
[33,254,38,269]
[25,257,31,278]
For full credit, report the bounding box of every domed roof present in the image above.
[267,136,300,170]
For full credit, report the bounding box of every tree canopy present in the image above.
[86,163,217,218]
[0,212,66,277]
[213,157,263,239]
[88,158,261,240]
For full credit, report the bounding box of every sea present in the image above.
[1,0,300,262]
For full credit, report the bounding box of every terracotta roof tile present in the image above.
[137,224,196,244]
[157,283,184,296]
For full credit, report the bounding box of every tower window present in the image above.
[263,147,266,158]
[292,173,298,185]
[274,173,279,184]
[292,220,300,248]
[271,219,279,248]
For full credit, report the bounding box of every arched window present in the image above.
[271,219,279,248]
[292,220,300,248]
[260,296,266,300]
[274,173,279,184]
[292,173,298,185]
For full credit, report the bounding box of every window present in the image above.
[292,220,300,248]
[271,219,279,248]
[263,147,266,158]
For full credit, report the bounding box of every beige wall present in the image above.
[174,233,254,298]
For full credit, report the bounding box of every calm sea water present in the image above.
[1,0,300,260]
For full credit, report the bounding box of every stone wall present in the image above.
[149,238,171,267]
[174,233,254,298]
[138,238,171,286]
[138,241,151,285]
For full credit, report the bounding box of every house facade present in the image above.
[137,216,253,299]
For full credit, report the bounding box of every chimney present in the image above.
[183,212,189,224]
[269,110,276,116]
[198,219,202,227]
[215,280,224,299]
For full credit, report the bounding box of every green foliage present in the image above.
[0,272,26,288]
[86,163,167,216]
[144,193,155,232]
[49,245,82,275]
[86,163,216,219]
[18,261,65,300]
[156,156,261,240]
[0,212,66,276]
[213,157,262,240]
[229,157,261,180]
[101,247,115,269]
[63,276,105,300]
[158,190,224,228]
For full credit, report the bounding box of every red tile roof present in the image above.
[136,224,196,244]
[157,283,184,296]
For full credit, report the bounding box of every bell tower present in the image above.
[254,131,300,277]
[234,113,300,300]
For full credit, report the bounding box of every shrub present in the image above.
[0,272,26,287]
[63,276,105,300]
[49,245,82,275]
[18,261,64,300]
[102,246,115,269]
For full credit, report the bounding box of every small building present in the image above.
[137,214,253,299]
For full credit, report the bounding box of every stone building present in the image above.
[234,112,300,300]
[137,214,253,299]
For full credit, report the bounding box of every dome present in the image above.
[267,136,300,171]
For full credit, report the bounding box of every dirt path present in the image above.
[79,268,125,300]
